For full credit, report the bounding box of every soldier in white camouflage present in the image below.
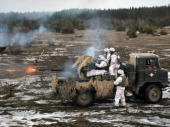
[112,69,127,109]
[86,55,107,77]
[103,48,110,64]
[109,47,120,78]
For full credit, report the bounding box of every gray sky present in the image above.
[0,0,169,12]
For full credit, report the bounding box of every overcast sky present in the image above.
[0,0,169,12]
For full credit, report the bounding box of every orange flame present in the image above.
[26,67,36,73]
[6,70,17,72]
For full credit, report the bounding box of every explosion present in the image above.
[6,67,36,73]
[26,67,36,73]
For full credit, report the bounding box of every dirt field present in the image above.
[0,29,170,126]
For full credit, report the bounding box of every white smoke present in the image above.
[35,25,48,33]
[0,24,49,48]
[85,46,95,57]
[0,31,34,48]
[0,23,8,33]
[84,30,106,58]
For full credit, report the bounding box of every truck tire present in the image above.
[76,91,94,107]
[144,84,162,104]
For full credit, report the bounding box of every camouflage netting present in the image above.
[77,56,92,79]
[129,53,159,70]
[92,80,114,98]
[57,77,115,100]
[57,77,77,100]
[72,55,89,68]
[76,78,93,92]
[72,55,92,79]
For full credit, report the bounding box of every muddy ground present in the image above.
[0,29,170,126]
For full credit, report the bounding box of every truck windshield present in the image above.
[145,59,158,69]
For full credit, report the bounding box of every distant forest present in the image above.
[0,6,170,36]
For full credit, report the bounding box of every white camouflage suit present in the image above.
[109,54,120,78]
[114,70,126,107]
[86,55,107,77]
[103,48,111,64]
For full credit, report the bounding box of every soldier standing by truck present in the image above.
[113,69,127,109]
[109,48,120,78]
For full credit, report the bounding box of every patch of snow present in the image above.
[66,45,74,47]
[0,75,41,86]
[139,118,157,125]
[42,77,51,81]
[164,26,170,29]
[42,53,73,57]
[25,58,36,61]
[164,54,170,57]
[34,100,48,104]
[164,49,170,51]
[0,63,10,65]
[143,104,165,107]
[163,87,170,99]
[28,88,52,95]
[34,100,61,104]
[0,95,6,98]
[55,48,66,51]
[21,95,36,101]
[0,105,169,127]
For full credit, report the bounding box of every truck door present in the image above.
[144,59,159,81]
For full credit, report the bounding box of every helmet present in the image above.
[104,48,109,53]
[98,55,105,61]
[109,47,115,52]
[117,69,124,75]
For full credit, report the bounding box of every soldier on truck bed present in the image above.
[86,55,107,77]
[103,48,111,64]
[87,47,121,77]
[109,47,120,78]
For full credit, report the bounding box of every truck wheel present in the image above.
[76,91,94,107]
[144,84,162,104]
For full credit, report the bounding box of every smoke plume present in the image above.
[84,30,106,58]
[0,24,49,48]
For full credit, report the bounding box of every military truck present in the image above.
[48,53,169,107]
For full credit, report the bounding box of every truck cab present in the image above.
[129,53,169,103]
[136,56,168,86]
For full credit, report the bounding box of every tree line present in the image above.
[0,5,170,36]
